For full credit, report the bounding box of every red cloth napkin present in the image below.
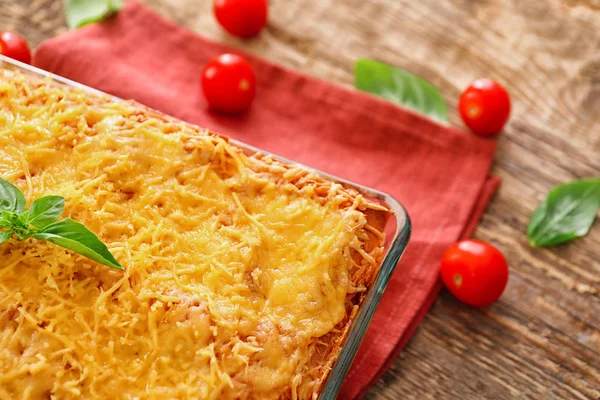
[33,2,500,398]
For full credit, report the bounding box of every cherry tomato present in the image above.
[201,53,256,114]
[214,0,268,38]
[0,32,31,64]
[440,239,509,307]
[459,78,511,136]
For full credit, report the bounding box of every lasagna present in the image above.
[0,69,390,399]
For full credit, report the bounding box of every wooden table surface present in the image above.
[2,0,599,398]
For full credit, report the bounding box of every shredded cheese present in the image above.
[0,70,386,400]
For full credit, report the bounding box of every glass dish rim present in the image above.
[0,54,412,400]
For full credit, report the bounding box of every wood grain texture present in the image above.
[1,0,599,398]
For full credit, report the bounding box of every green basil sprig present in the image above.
[528,178,600,247]
[355,59,448,123]
[64,0,123,29]
[0,178,123,270]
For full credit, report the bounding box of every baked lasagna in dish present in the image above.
[0,69,390,399]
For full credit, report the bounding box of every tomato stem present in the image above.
[453,273,463,288]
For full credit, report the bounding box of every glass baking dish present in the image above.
[0,54,411,399]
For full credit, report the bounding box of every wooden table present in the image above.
[3,0,599,398]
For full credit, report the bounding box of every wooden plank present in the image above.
[1,0,599,398]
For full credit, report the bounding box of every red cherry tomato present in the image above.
[214,0,268,38]
[459,78,511,136]
[0,32,31,64]
[201,53,256,114]
[440,239,509,307]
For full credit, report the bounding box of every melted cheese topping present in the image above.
[0,71,384,400]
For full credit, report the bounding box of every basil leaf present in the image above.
[355,59,448,123]
[528,179,600,247]
[64,0,123,29]
[0,230,12,244]
[0,181,122,271]
[25,196,65,229]
[33,218,123,270]
[0,178,26,214]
